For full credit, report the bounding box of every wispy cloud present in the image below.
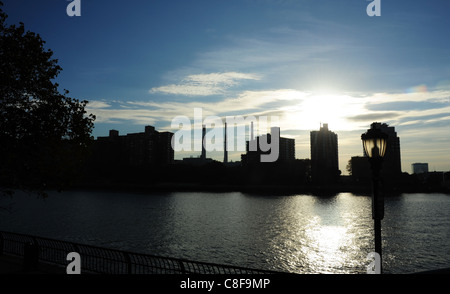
[346,112,401,123]
[149,72,261,96]
[359,91,450,127]
[87,101,112,109]
[88,89,450,132]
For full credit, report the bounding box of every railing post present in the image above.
[124,252,132,274]
[23,239,39,271]
[0,232,3,256]
[71,243,81,273]
[178,259,186,274]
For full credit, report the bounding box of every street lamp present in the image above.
[361,124,388,273]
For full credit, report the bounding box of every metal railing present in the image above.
[0,231,282,274]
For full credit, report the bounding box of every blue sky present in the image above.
[3,0,450,173]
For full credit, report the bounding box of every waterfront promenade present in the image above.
[0,231,281,275]
[0,254,64,274]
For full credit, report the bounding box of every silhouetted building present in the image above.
[224,122,228,164]
[94,125,174,167]
[367,122,402,179]
[241,127,295,166]
[294,159,312,184]
[310,123,339,183]
[201,125,206,160]
[350,156,371,183]
[412,163,429,174]
[279,137,295,163]
[158,131,175,165]
[182,156,213,166]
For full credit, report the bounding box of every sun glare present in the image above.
[282,92,365,131]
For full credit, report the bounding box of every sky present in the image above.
[2,0,450,174]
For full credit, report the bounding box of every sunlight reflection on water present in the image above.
[263,193,374,273]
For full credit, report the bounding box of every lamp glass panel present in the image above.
[363,138,386,158]
[363,139,374,157]
[378,138,387,157]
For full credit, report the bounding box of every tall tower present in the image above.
[223,122,228,164]
[251,121,254,140]
[201,124,206,160]
[310,123,339,183]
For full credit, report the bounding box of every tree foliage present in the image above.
[346,159,352,176]
[0,2,96,196]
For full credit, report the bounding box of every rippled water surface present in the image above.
[0,191,449,273]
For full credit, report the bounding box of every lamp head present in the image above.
[361,125,388,159]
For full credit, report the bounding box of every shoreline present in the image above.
[70,181,450,196]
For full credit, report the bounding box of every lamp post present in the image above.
[361,124,388,273]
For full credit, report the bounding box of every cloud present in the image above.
[364,90,450,104]
[149,72,261,96]
[87,88,450,137]
[86,107,158,125]
[366,101,448,112]
[86,101,111,109]
[149,84,222,96]
[86,89,307,137]
[187,72,261,86]
[348,112,401,122]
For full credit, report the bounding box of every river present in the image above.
[0,190,449,274]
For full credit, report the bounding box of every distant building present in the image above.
[182,156,213,166]
[181,124,215,166]
[310,123,339,183]
[279,137,295,163]
[158,131,175,166]
[350,156,371,183]
[241,127,295,166]
[224,122,228,164]
[94,126,174,166]
[294,159,312,184]
[412,163,429,174]
[201,125,206,160]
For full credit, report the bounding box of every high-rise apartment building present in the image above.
[310,123,339,183]
[94,125,174,166]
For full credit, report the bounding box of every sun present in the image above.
[302,93,349,129]
[282,91,365,132]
